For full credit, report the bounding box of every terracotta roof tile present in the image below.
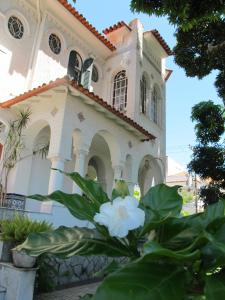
[0,77,155,140]
[145,30,172,56]
[57,0,116,51]
[165,69,173,81]
[103,21,132,35]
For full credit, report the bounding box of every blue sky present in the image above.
[72,0,222,167]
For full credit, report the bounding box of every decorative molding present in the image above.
[51,107,58,117]
[77,112,85,122]
[128,141,132,148]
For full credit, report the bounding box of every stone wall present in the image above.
[37,254,127,289]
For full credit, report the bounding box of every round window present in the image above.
[49,34,61,55]
[92,65,99,82]
[8,16,24,39]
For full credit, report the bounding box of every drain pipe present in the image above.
[26,0,47,89]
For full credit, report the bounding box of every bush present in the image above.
[0,214,52,244]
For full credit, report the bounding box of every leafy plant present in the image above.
[0,109,31,205]
[188,101,225,206]
[0,214,52,244]
[16,170,225,299]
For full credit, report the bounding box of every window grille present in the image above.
[113,70,128,112]
[49,34,61,55]
[140,75,147,114]
[8,16,24,39]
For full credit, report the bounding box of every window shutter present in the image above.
[81,58,94,90]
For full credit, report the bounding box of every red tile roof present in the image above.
[0,77,155,140]
[165,69,173,81]
[145,30,172,56]
[103,21,132,35]
[57,0,116,51]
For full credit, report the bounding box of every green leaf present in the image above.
[92,261,186,300]
[141,184,183,218]
[143,240,200,262]
[16,226,132,258]
[53,169,109,204]
[205,271,225,299]
[29,191,97,222]
[94,260,121,277]
[112,180,130,200]
[138,184,183,237]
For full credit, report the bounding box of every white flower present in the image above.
[94,196,145,238]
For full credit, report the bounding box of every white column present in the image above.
[48,156,65,194]
[73,149,89,194]
[113,164,124,186]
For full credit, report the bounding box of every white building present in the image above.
[0,0,172,227]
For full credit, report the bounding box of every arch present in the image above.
[112,70,128,112]
[67,50,83,83]
[88,132,115,195]
[27,124,51,211]
[138,155,164,196]
[23,119,51,150]
[96,129,121,167]
[87,155,106,191]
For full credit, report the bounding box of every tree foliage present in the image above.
[188,101,225,205]
[130,0,225,30]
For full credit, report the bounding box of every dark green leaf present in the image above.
[143,240,200,262]
[29,191,97,222]
[92,261,186,300]
[141,184,183,218]
[53,169,109,204]
[205,271,225,299]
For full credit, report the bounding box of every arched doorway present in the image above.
[138,155,164,196]
[88,133,113,195]
[87,156,106,191]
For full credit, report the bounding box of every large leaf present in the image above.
[205,271,225,299]
[141,184,183,218]
[29,191,97,222]
[16,226,132,258]
[92,261,186,300]
[53,169,109,205]
[143,240,200,262]
[189,200,225,230]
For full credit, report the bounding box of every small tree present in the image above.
[188,101,225,206]
[0,109,31,206]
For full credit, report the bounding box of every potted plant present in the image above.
[16,170,225,298]
[0,214,52,267]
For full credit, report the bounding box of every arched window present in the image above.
[151,86,158,123]
[140,75,147,114]
[67,50,83,83]
[113,70,128,112]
